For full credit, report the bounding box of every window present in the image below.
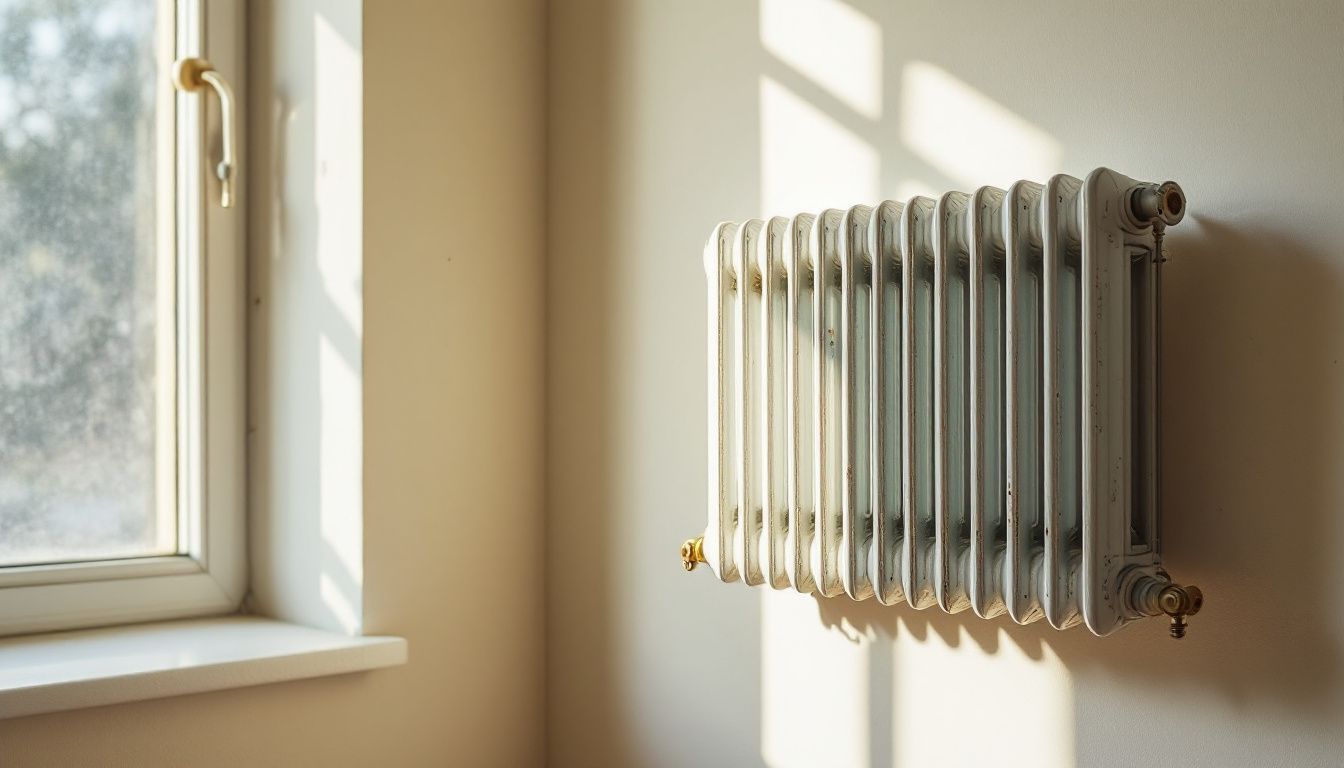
[0,0,244,635]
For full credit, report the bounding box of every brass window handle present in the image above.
[171,57,237,209]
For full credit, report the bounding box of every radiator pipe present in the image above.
[1123,180,1196,639]
[1128,181,1186,228]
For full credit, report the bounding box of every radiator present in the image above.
[682,167,1203,638]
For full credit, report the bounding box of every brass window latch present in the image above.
[172,57,238,209]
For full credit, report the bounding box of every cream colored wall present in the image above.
[0,1,545,765]
[547,2,1344,767]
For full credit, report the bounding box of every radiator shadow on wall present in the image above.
[807,217,1342,713]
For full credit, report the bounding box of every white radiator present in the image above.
[684,167,1203,638]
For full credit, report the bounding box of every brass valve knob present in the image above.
[1124,572,1206,639]
[680,537,706,572]
[1158,584,1203,639]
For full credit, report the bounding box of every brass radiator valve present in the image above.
[680,537,706,572]
[1126,571,1204,639]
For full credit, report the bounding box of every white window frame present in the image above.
[0,0,246,637]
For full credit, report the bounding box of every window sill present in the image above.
[0,616,407,719]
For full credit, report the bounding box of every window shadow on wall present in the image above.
[774,0,1344,765]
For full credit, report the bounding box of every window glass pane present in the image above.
[0,0,172,566]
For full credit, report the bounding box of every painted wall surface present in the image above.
[249,0,367,637]
[546,2,1344,767]
[0,1,545,765]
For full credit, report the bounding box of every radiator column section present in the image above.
[811,211,845,598]
[705,223,740,581]
[840,206,875,601]
[759,218,791,589]
[900,198,936,610]
[933,192,971,614]
[869,202,905,606]
[733,222,765,586]
[968,186,1007,619]
[785,214,818,593]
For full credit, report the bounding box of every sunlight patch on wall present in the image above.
[314,12,363,330]
[900,61,1061,189]
[891,627,1075,768]
[759,53,880,767]
[761,590,871,768]
[315,12,363,635]
[760,76,879,217]
[318,332,361,634]
[760,0,882,120]
[319,569,359,632]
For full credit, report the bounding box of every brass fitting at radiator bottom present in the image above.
[1161,585,1204,638]
[1126,571,1204,638]
[681,537,706,572]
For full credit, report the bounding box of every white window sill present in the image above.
[0,616,407,719]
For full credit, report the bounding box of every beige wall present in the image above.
[0,1,545,765]
[547,1,1344,767]
[4,1,1341,765]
